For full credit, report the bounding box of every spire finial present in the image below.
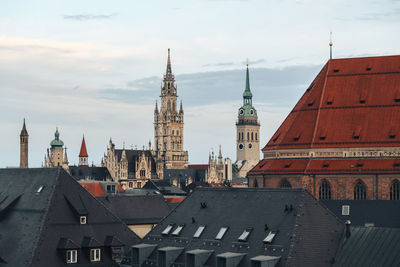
[329,31,333,60]
[246,58,249,67]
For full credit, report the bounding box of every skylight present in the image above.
[36,185,44,194]
[238,228,252,242]
[215,227,228,240]
[193,225,206,238]
[263,231,277,243]
[162,224,174,235]
[172,225,184,236]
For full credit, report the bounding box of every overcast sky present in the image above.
[1,0,400,167]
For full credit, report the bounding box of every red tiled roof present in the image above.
[188,164,209,170]
[249,158,400,175]
[79,136,88,157]
[264,55,400,151]
[80,182,105,196]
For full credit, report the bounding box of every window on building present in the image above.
[354,181,367,200]
[140,170,146,178]
[193,225,206,238]
[390,180,400,200]
[80,216,87,225]
[90,248,101,262]
[129,182,133,188]
[111,247,123,262]
[66,250,77,264]
[263,231,277,243]
[238,228,252,242]
[137,182,142,188]
[342,205,350,216]
[215,227,229,240]
[318,180,332,200]
[247,132,249,140]
[255,132,258,140]
[280,179,291,188]
[251,132,254,140]
[162,224,174,235]
[172,225,185,236]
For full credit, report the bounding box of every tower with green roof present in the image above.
[46,127,66,168]
[235,62,260,177]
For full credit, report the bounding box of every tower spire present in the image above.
[79,135,88,167]
[166,48,172,75]
[20,118,29,168]
[329,31,333,60]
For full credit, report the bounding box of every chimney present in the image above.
[345,220,351,238]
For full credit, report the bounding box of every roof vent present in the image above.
[284,163,291,169]
[272,133,280,143]
[366,67,372,71]
[394,163,400,168]
[323,163,329,168]
[200,202,207,209]
[333,69,339,73]
[357,163,363,168]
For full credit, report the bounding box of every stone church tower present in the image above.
[235,63,260,178]
[154,49,188,177]
[20,119,29,168]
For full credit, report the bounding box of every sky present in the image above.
[1,0,400,167]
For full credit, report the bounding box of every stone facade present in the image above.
[206,146,232,184]
[19,119,28,168]
[44,128,69,172]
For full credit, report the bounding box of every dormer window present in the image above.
[263,231,277,243]
[172,225,184,236]
[66,250,77,264]
[90,248,101,262]
[80,216,87,225]
[162,224,174,235]
[215,227,228,240]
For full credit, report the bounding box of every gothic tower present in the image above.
[79,135,88,167]
[236,63,260,177]
[154,49,188,177]
[20,119,29,168]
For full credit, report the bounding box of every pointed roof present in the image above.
[263,55,400,151]
[243,64,252,98]
[20,119,28,136]
[50,127,64,148]
[166,48,172,75]
[79,136,88,157]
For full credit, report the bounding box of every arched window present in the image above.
[241,132,244,140]
[251,132,254,140]
[168,82,170,89]
[247,132,250,140]
[354,181,367,200]
[172,130,175,135]
[255,132,258,140]
[280,179,291,188]
[318,180,332,200]
[390,180,400,200]
[254,178,258,188]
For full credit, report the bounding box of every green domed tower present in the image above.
[235,62,260,178]
[49,128,64,167]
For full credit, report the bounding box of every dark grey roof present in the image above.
[322,200,400,228]
[333,227,400,267]
[143,180,186,196]
[0,168,141,267]
[127,188,344,267]
[69,166,111,181]
[114,149,157,177]
[97,195,171,225]
[164,168,206,184]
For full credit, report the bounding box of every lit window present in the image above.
[66,250,77,264]
[162,224,174,235]
[263,231,277,243]
[193,225,206,238]
[80,216,87,225]
[342,205,350,216]
[238,228,252,242]
[90,248,101,262]
[215,227,228,240]
[172,225,184,236]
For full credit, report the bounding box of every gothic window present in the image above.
[251,132,254,140]
[247,132,250,140]
[280,179,291,188]
[390,180,400,200]
[140,170,145,178]
[354,181,367,200]
[318,180,332,200]
[168,82,170,89]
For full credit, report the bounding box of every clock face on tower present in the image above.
[238,143,244,150]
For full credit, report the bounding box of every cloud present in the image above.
[63,14,117,20]
[241,59,266,65]
[202,62,235,67]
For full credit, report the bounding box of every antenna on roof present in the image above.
[329,31,333,60]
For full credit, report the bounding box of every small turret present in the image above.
[79,135,88,167]
[179,100,184,114]
[20,118,29,168]
[155,101,159,114]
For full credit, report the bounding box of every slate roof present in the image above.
[69,166,111,181]
[97,195,171,225]
[114,149,157,177]
[264,55,400,151]
[0,168,141,267]
[333,227,400,267]
[164,168,206,184]
[322,200,400,228]
[250,158,400,175]
[126,188,344,267]
[143,180,187,196]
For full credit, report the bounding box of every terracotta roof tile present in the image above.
[79,136,88,157]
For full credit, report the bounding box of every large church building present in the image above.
[248,55,400,200]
